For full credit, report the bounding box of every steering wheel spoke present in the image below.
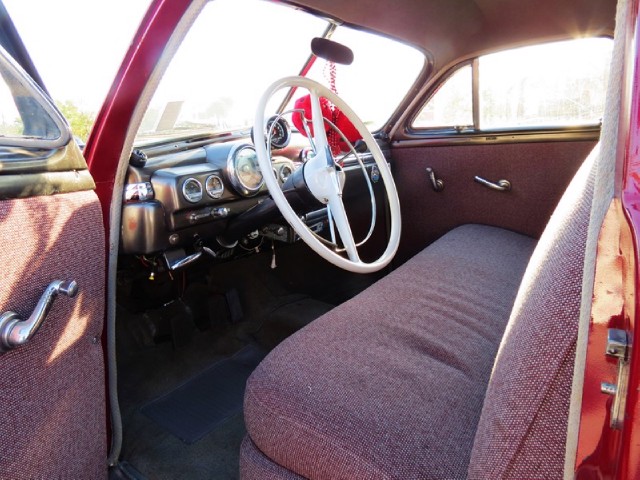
[327,191,359,262]
[309,90,332,164]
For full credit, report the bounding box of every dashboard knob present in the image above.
[130,149,148,167]
[212,207,230,218]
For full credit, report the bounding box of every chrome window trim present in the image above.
[393,127,600,148]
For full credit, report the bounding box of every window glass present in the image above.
[412,37,613,131]
[286,26,425,130]
[0,52,62,144]
[479,38,612,129]
[139,0,325,142]
[0,79,24,137]
[138,0,424,143]
[4,0,151,143]
[412,65,472,128]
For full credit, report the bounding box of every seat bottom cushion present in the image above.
[240,436,304,479]
[243,225,537,479]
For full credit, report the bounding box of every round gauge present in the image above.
[266,116,291,149]
[227,145,264,197]
[182,177,203,203]
[205,174,224,199]
[279,164,293,183]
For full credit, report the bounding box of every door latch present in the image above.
[600,328,631,429]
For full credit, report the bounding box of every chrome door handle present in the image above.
[0,280,78,353]
[474,176,512,192]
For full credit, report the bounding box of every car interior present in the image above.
[0,0,625,478]
[99,0,624,478]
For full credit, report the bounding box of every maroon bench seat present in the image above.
[239,137,597,478]
[242,224,537,479]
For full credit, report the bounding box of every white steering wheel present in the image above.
[254,76,401,273]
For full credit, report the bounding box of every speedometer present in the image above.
[227,144,264,197]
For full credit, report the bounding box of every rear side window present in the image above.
[412,37,613,131]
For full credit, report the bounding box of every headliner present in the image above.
[288,0,617,69]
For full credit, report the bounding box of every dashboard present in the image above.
[120,125,387,267]
[122,138,297,253]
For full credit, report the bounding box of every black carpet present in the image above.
[141,344,265,444]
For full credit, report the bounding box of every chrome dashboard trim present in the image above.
[279,164,293,182]
[181,177,203,203]
[205,174,224,199]
[125,182,154,202]
[226,143,264,197]
[267,115,292,149]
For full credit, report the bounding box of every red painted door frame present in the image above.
[575,0,640,477]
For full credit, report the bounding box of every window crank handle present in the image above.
[0,280,78,353]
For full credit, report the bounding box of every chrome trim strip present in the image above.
[393,129,600,148]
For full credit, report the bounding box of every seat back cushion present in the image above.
[467,146,598,479]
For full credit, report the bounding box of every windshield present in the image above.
[137,0,424,143]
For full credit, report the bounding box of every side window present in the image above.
[413,64,472,129]
[0,47,65,148]
[0,79,24,137]
[413,37,612,132]
[0,47,91,198]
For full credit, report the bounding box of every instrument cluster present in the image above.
[121,124,297,255]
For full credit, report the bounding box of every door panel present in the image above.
[0,35,107,477]
[392,140,596,264]
[0,190,106,478]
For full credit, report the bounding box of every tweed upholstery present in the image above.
[0,191,107,479]
[243,224,536,479]
[392,141,595,264]
[467,147,597,478]
[240,436,305,479]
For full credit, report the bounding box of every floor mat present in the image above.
[141,344,265,444]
